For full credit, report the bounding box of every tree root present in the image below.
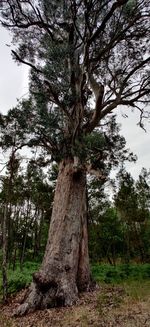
[13,277,79,316]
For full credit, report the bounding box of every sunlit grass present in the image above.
[123,279,150,302]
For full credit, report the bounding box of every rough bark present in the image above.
[15,159,90,316]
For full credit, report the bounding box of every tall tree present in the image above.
[114,168,150,262]
[0,0,150,314]
[115,169,138,261]
[135,168,150,261]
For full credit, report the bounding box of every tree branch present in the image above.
[1,0,55,40]
[100,99,120,119]
[12,50,41,74]
[83,75,104,133]
[119,57,150,94]
[85,163,106,180]
[12,51,73,124]
[89,13,141,65]
[89,0,128,44]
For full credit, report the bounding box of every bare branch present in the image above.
[1,0,55,39]
[119,57,150,94]
[83,75,104,133]
[12,50,42,74]
[89,0,128,44]
[90,13,142,65]
[100,98,120,119]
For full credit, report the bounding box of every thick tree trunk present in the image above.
[15,159,91,316]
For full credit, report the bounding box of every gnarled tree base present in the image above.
[15,278,78,316]
[14,159,91,316]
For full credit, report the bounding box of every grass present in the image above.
[91,262,150,284]
[0,261,40,299]
[0,261,150,300]
[123,279,150,301]
[0,264,150,326]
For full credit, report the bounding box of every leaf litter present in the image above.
[0,284,150,327]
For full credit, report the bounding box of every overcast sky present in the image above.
[0,27,150,180]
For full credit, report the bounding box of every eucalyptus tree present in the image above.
[0,149,21,302]
[136,168,150,218]
[0,0,150,314]
[135,168,150,261]
[115,168,150,262]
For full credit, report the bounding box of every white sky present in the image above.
[0,27,150,180]
[0,28,29,112]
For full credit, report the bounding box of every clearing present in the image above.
[0,282,150,327]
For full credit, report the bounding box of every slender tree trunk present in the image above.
[7,202,13,267]
[33,209,40,258]
[2,205,8,303]
[20,200,31,269]
[12,244,17,271]
[15,159,91,316]
[13,207,21,270]
[20,230,28,271]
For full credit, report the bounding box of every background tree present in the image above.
[0,122,21,302]
[0,0,150,314]
[0,155,54,279]
[115,168,150,262]
[135,168,150,262]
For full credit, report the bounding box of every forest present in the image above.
[0,146,150,325]
[0,0,150,326]
[0,153,150,325]
[0,158,150,279]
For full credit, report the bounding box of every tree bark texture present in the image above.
[15,159,90,315]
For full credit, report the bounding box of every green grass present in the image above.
[0,262,150,300]
[0,261,40,298]
[91,263,150,284]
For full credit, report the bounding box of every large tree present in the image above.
[0,0,150,315]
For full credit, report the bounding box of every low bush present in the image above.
[0,262,150,298]
[0,261,40,297]
[91,263,150,284]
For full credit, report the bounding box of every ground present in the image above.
[0,283,150,327]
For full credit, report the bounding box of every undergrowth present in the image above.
[0,262,150,299]
[91,263,150,283]
[0,261,40,298]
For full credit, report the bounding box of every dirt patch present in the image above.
[0,285,150,327]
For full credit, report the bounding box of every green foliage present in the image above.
[1,0,148,166]
[91,263,150,284]
[114,168,150,262]
[0,262,40,297]
[115,169,138,220]
[88,166,150,264]
[0,158,54,267]
[123,0,137,17]
[89,210,124,263]
[1,261,150,298]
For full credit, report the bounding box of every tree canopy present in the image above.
[1,0,149,174]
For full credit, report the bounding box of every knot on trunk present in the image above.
[33,272,57,293]
[73,169,83,180]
